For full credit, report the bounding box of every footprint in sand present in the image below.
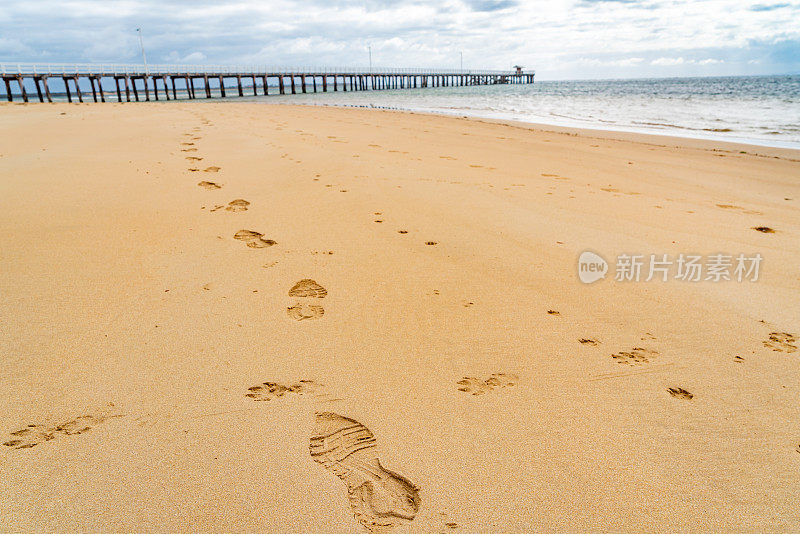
[204,166,221,173]
[225,199,250,212]
[752,226,775,234]
[181,148,198,152]
[234,230,277,248]
[716,204,762,215]
[198,180,222,190]
[457,373,518,395]
[579,338,599,346]
[186,156,203,161]
[611,347,658,365]
[763,332,797,353]
[309,412,421,532]
[287,279,326,320]
[289,279,328,298]
[3,413,120,450]
[667,387,694,400]
[287,303,325,321]
[245,380,320,401]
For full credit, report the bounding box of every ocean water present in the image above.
[243,75,800,149]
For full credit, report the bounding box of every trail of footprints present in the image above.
[6,122,781,529]
[185,129,254,217]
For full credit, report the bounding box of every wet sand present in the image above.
[1,102,799,532]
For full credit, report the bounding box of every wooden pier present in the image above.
[1,64,534,103]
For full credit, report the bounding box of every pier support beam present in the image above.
[160,76,169,100]
[89,76,98,102]
[63,77,73,102]
[33,76,44,102]
[74,77,83,102]
[114,76,122,102]
[42,77,52,102]
[15,76,29,102]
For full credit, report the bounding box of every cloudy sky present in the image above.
[0,0,798,80]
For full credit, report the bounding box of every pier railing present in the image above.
[1,63,523,76]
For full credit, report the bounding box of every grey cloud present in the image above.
[579,0,640,4]
[463,0,518,11]
[750,2,791,10]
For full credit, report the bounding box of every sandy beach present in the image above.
[1,102,799,532]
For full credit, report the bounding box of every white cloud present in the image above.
[0,0,797,79]
[182,51,207,63]
[651,57,725,66]
[0,37,34,55]
[651,57,685,66]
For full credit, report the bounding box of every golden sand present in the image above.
[1,102,799,531]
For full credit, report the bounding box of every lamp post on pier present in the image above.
[136,28,148,74]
